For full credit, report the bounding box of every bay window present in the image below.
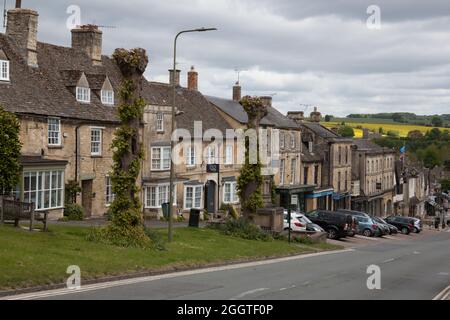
[23,170,64,211]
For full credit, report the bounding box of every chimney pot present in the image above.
[169,69,181,86]
[310,107,322,122]
[287,111,304,124]
[232,81,241,102]
[187,65,198,91]
[71,25,103,65]
[16,0,22,8]
[6,7,39,67]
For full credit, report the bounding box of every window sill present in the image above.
[151,169,171,172]
[91,155,103,158]
[156,131,165,134]
[48,145,63,149]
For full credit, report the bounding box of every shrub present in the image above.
[64,204,84,221]
[337,126,355,138]
[387,130,400,137]
[220,203,239,220]
[293,236,314,245]
[209,218,271,241]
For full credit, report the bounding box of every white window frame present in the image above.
[184,185,203,210]
[105,176,115,206]
[290,158,297,185]
[76,87,91,103]
[186,145,196,167]
[0,60,10,81]
[151,146,171,171]
[223,181,238,204]
[23,170,64,211]
[206,146,217,164]
[156,113,164,132]
[144,184,176,208]
[90,128,102,156]
[101,90,114,105]
[291,133,296,149]
[225,145,233,165]
[280,132,285,149]
[48,117,61,146]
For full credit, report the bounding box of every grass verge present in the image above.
[0,224,341,291]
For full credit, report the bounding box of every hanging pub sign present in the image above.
[206,164,220,173]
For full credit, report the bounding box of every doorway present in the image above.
[205,180,216,214]
[81,179,93,217]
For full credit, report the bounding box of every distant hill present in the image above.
[342,113,450,127]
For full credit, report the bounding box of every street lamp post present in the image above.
[168,28,217,242]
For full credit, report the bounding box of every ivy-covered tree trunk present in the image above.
[237,96,268,218]
[0,106,21,196]
[96,48,150,247]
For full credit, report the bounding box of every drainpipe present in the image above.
[75,125,81,183]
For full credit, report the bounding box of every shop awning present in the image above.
[276,185,316,196]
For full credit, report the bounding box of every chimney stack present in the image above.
[71,25,103,65]
[187,66,198,91]
[260,96,272,108]
[287,111,304,124]
[6,6,39,67]
[232,82,241,102]
[310,107,322,122]
[169,69,181,86]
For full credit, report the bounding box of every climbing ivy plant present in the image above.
[0,105,21,196]
[89,48,150,248]
[237,96,268,217]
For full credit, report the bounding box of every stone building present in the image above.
[293,112,353,210]
[141,68,241,218]
[351,139,396,216]
[0,6,125,219]
[207,85,307,212]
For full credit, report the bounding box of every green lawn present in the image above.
[0,224,341,291]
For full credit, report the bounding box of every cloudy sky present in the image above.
[3,0,450,116]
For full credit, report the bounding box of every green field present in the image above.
[322,121,448,138]
[0,225,340,291]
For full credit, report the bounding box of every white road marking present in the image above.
[230,288,268,300]
[433,284,450,300]
[413,251,421,255]
[354,235,379,241]
[382,258,395,264]
[383,236,400,240]
[1,248,354,300]
[438,272,449,276]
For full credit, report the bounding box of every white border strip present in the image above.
[2,249,353,300]
[433,284,450,301]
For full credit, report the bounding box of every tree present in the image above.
[392,113,404,123]
[237,96,267,217]
[337,126,355,138]
[407,130,424,140]
[417,145,442,169]
[431,116,443,127]
[426,128,442,140]
[0,106,21,196]
[324,115,333,122]
[441,179,450,193]
[90,48,150,248]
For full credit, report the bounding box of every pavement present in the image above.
[3,228,450,300]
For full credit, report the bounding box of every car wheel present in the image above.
[401,227,410,235]
[363,229,372,237]
[349,232,355,238]
[327,228,338,240]
[414,227,421,234]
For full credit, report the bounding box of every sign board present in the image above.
[206,164,220,173]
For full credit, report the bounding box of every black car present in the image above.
[385,216,415,235]
[306,210,351,240]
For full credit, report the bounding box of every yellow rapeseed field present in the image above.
[322,122,447,138]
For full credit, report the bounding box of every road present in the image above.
[7,229,450,300]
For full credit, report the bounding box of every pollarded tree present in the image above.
[0,105,21,196]
[91,48,150,248]
[237,96,267,217]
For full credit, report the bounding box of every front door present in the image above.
[81,179,93,217]
[206,180,216,214]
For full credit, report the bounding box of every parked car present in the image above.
[305,210,351,240]
[370,216,390,236]
[411,218,423,233]
[283,211,307,232]
[385,216,415,235]
[337,209,370,218]
[372,216,399,235]
[347,216,358,237]
[354,215,381,237]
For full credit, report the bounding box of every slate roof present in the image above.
[0,33,232,133]
[353,139,396,154]
[205,95,299,130]
[301,122,339,139]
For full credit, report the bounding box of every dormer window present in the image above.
[101,76,114,105]
[0,60,9,81]
[101,90,114,105]
[76,87,90,103]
